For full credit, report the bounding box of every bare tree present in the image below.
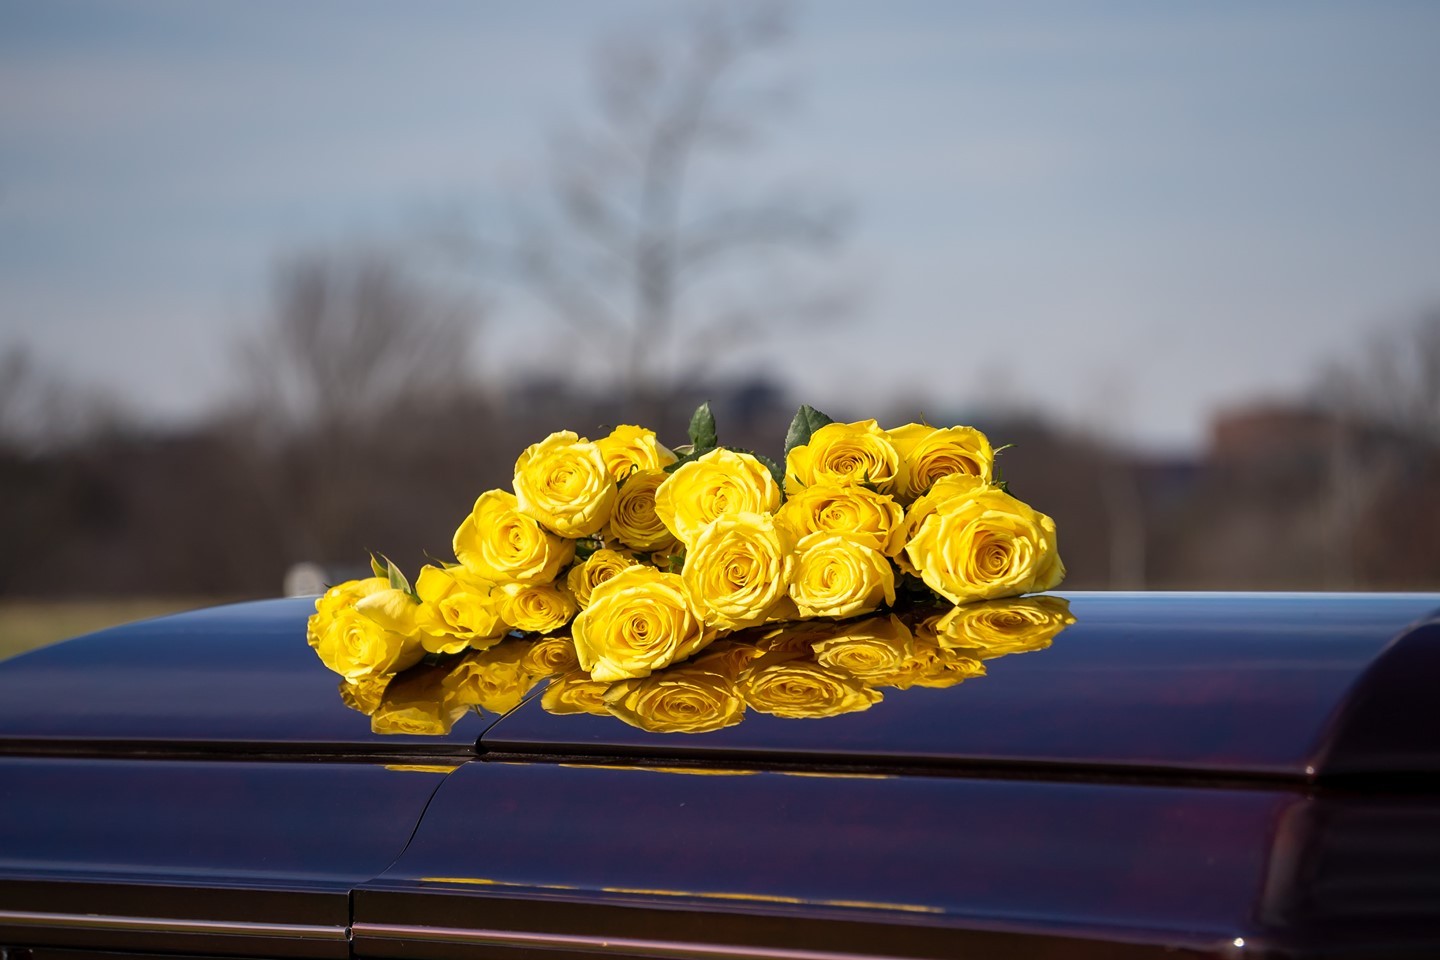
[239,246,479,435]
[494,2,849,421]
[1322,307,1440,444]
[0,344,128,452]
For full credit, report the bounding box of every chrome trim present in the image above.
[353,923,917,960]
[0,909,347,940]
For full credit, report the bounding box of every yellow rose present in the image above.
[513,430,616,537]
[445,639,540,714]
[521,635,580,676]
[498,581,577,634]
[540,669,613,716]
[869,635,986,690]
[454,489,575,584]
[738,658,882,719]
[776,483,905,555]
[604,662,746,734]
[785,420,899,495]
[596,424,677,482]
[566,548,642,608]
[369,663,470,736]
[810,615,915,682]
[312,577,388,619]
[605,469,680,552]
[789,532,896,619]
[571,565,711,682]
[932,596,1075,658]
[887,423,993,501]
[682,512,794,631]
[902,475,1064,603]
[307,585,424,682]
[414,564,506,654]
[654,448,781,548]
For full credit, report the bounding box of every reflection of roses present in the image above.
[811,615,914,682]
[369,663,470,736]
[871,631,986,690]
[453,490,574,585]
[682,513,794,630]
[605,470,678,553]
[654,449,780,548]
[338,676,389,715]
[777,483,904,556]
[886,423,993,502]
[445,640,540,714]
[902,475,1064,603]
[521,635,580,676]
[596,424,677,482]
[513,431,616,538]
[789,533,895,619]
[933,596,1074,657]
[540,669,613,716]
[414,565,506,654]
[572,566,711,682]
[605,662,746,734]
[566,549,641,609]
[738,658,881,718]
[785,420,899,495]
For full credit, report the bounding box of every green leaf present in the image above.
[370,554,388,580]
[688,402,718,453]
[783,404,835,461]
[667,551,686,574]
[664,448,704,473]
[574,537,601,561]
[376,554,413,597]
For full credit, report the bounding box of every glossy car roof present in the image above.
[0,592,1436,779]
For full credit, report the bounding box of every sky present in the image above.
[2,0,1439,451]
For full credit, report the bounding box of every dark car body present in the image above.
[2,592,1439,960]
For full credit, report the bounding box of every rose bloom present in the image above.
[307,582,424,682]
[497,581,577,634]
[886,423,994,502]
[605,469,680,553]
[789,533,896,620]
[785,420,900,495]
[513,430,617,538]
[413,564,507,655]
[810,615,915,682]
[682,512,795,631]
[454,489,574,585]
[902,475,1064,604]
[596,424,677,482]
[521,635,580,676]
[566,549,641,609]
[738,658,882,719]
[604,662,746,734]
[932,596,1075,658]
[654,448,780,548]
[777,483,905,556]
[572,565,711,682]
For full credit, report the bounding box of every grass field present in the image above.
[0,599,229,661]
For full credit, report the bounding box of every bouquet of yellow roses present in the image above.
[306,403,1066,724]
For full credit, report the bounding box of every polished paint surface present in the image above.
[0,598,489,751]
[484,592,1440,777]
[356,759,1287,955]
[0,756,455,956]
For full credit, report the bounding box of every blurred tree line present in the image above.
[2,2,1437,599]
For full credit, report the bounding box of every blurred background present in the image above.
[3,0,1439,654]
